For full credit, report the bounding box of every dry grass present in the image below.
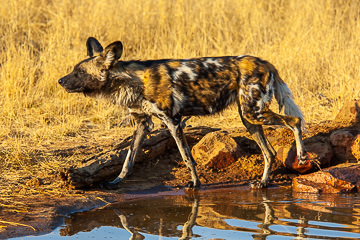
[0,0,359,178]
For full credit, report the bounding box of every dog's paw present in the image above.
[100,177,123,190]
[185,181,200,190]
[298,156,308,165]
[297,152,310,165]
[250,180,268,189]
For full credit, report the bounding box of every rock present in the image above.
[334,99,360,126]
[330,129,355,147]
[293,163,360,193]
[276,137,333,174]
[191,131,241,169]
[330,129,356,161]
[351,134,360,162]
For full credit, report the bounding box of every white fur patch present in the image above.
[141,100,164,116]
[172,63,197,81]
[113,86,143,107]
[104,51,115,68]
[239,88,245,97]
[203,58,222,69]
[256,99,264,113]
[205,58,221,67]
[172,88,186,116]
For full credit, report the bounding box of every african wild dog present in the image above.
[58,37,307,189]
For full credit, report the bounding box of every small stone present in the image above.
[191,131,241,169]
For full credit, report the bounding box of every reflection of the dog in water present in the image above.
[113,209,145,240]
[60,188,360,239]
[60,195,201,238]
[113,197,199,240]
[179,196,199,240]
[252,196,276,240]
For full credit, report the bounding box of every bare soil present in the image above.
[0,120,353,239]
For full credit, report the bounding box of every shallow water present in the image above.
[21,186,360,239]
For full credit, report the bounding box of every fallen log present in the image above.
[59,126,219,188]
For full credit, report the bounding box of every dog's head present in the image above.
[58,37,123,93]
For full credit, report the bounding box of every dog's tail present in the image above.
[272,72,306,130]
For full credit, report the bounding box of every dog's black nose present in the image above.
[58,78,63,85]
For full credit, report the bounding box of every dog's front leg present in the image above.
[163,118,200,189]
[105,116,152,189]
[179,196,199,240]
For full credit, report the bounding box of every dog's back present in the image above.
[124,55,285,119]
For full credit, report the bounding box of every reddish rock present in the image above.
[191,131,241,169]
[351,134,360,162]
[293,164,360,193]
[330,129,355,147]
[330,129,356,161]
[276,139,333,174]
[334,99,360,125]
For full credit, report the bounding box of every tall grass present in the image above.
[0,0,359,171]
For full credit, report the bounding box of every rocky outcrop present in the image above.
[191,131,242,169]
[293,164,360,193]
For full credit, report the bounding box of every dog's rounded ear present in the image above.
[102,41,123,69]
[86,37,104,57]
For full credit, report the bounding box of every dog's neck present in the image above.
[105,64,144,107]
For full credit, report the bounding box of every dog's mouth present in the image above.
[64,86,85,93]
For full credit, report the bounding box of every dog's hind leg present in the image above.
[162,117,200,189]
[255,111,306,163]
[106,115,152,188]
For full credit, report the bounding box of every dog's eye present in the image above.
[74,70,86,78]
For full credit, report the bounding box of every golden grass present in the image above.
[0,0,359,175]
[0,220,36,232]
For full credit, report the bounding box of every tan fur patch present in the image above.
[157,65,173,110]
[143,66,173,111]
[238,57,257,76]
[167,61,181,69]
[81,59,101,78]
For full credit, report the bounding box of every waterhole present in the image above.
[21,186,360,239]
